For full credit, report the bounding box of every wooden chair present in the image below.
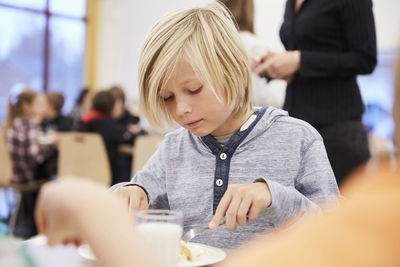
[57,132,111,186]
[132,134,163,176]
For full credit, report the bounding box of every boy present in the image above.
[113,2,339,248]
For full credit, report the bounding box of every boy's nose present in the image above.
[176,100,192,115]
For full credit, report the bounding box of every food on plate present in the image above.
[179,240,193,262]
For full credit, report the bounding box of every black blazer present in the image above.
[279,0,377,126]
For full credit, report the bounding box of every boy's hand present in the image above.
[209,182,272,231]
[114,186,149,215]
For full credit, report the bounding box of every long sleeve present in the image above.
[299,0,376,78]
[111,140,170,209]
[260,138,339,226]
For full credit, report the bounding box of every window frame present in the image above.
[0,0,89,92]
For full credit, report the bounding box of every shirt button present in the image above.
[216,179,223,187]
[219,153,227,160]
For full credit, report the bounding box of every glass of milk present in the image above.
[136,209,183,267]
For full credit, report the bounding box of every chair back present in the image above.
[58,132,111,186]
[132,135,163,176]
[0,130,13,187]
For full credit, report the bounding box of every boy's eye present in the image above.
[188,86,202,94]
[163,95,174,102]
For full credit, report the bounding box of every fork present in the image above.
[182,222,223,243]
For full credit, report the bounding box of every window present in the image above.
[358,49,396,140]
[0,0,87,120]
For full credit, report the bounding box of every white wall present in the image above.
[254,0,286,51]
[95,0,210,103]
[95,0,400,102]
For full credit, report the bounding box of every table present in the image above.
[23,235,230,267]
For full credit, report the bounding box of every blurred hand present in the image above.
[35,178,118,246]
[127,124,142,135]
[253,50,301,80]
[114,186,149,215]
[209,182,272,231]
[250,51,277,71]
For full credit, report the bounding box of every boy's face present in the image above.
[161,60,237,137]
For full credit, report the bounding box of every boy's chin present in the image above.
[187,128,210,137]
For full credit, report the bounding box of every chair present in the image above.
[132,135,163,176]
[57,132,111,186]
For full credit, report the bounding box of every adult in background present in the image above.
[253,0,377,186]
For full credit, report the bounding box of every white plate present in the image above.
[22,235,48,246]
[78,244,96,260]
[78,242,226,266]
[179,242,226,267]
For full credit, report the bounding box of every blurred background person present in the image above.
[69,88,94,131]
[108,85,147,181]
[41,92,72,133]
[221,0,285,109]
[108,85,147,136]
[3,89,57,184]
[80,91,137,185]
[2,88,57,238]
[253,0,377,186]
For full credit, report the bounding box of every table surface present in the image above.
[22,235,229,267]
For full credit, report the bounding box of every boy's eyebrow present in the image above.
[179,77,201,86]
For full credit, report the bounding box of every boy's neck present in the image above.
[211,108,253,137]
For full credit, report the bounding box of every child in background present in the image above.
[3,89,57,184]
[108,85,148,181]
[3,89,57,238]
[112,2,339,249]
[69,88,94,131]
[80,91,138,185]
[42,92,73,132]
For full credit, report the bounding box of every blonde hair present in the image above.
[220,0,255,33]
[138,1,252,128]
[2,89,38,133]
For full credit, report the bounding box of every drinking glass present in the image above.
[136,209,183,267]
